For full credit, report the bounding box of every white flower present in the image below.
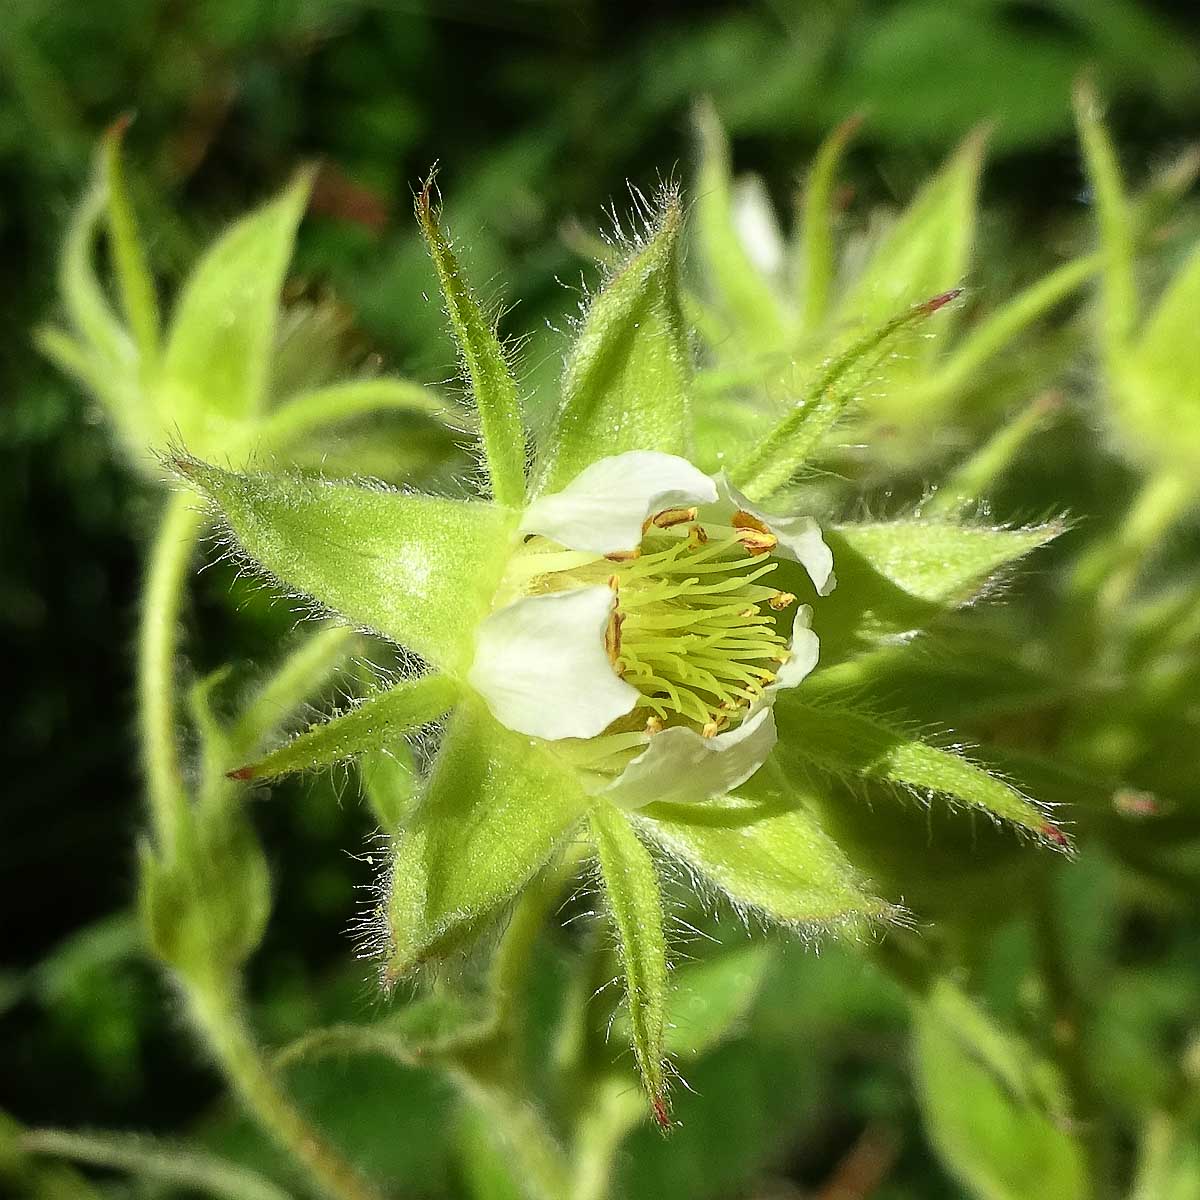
[466,451,834,808]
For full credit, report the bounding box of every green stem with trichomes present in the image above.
[139,490,205,856]
[188,983,387,1200]
[138,490,387,1200]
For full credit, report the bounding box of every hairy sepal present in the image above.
[159,170,312,441]
[774,696,1060,841]
[229,674,458,781]
[589,800,671,1127]
[538,194,691,492]
[416,177,527,508]
[174,458,515,673]
[375,699,588,985]
[818,517,1060,654]
[637,770,895,936]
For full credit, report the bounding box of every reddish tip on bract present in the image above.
[226,765,256,781]
[651,1094,671,1132]
[919,288,964,315]
[1040,822,1070,849]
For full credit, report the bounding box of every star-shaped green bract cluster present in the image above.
[178,179,1065,1123]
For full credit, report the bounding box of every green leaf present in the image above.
[774,697,1059,839]
[915,979,1088,1200]
[159,171,311,437]
[730,291,961,500]
[590,800,671,1125]
[1122,243,1200,471]
[829,517,1061,607]
[378,699,588,983]
[838,131,983,334]
[638,770,894,934]
[176,459,515,673]
[693,99,787,351]
[1074,81,1137,364]
[538,195,690,492]
[101,118,160,364]
[798,113,862,330]
[416,179,527,508]
[229,674,458,781]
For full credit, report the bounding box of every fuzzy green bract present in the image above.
[175,177,1067,1122]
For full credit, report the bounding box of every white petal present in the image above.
[521,451,717,555]
[732,175,785,277]
[468,586,639,740]
[709,473,836,596]
[771,604,819,692]
[604,707,777,811]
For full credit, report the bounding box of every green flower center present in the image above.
[504,507,796,737]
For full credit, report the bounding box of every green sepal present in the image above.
[260,378,457,454]
[416,178,527,508]
[1073,81,1137,364]
[774,696,1060,840]
[638,769,895,935]
[229,674,458,781]
[692,100,787,352]
[538,195,690,492]
[138,806,271,981]
[60,145,133,370]
[159,170,311,439]
[589,799,671,1127]
[915,978,1087,1200]
[837,130,983,337]
[175,459,515,673]
[798,113,862,330]
[101,118,160,365]
[818,517,1061,652]
[378,699,588,984]
[730,291,961,500]
[1121,243,1200,473]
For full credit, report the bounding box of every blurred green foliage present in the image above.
[5,2,1200,1199]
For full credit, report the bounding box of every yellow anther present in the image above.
[651,506,698,529]
[769,591,797,610]
[645,715,664,735]
[738,606,756,619]
[689,523,709,545]
[605,609,625,664]
[701,716,728,738]
[605,548,641,563]
[731,509,772,535]
[736,528,778,556]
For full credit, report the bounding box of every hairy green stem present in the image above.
[138,491,206,855]
[21,1127,289,1200]
[188,982,388,1200]
[1032,879,1115,1200]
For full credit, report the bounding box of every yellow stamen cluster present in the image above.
[515,509,797,739]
